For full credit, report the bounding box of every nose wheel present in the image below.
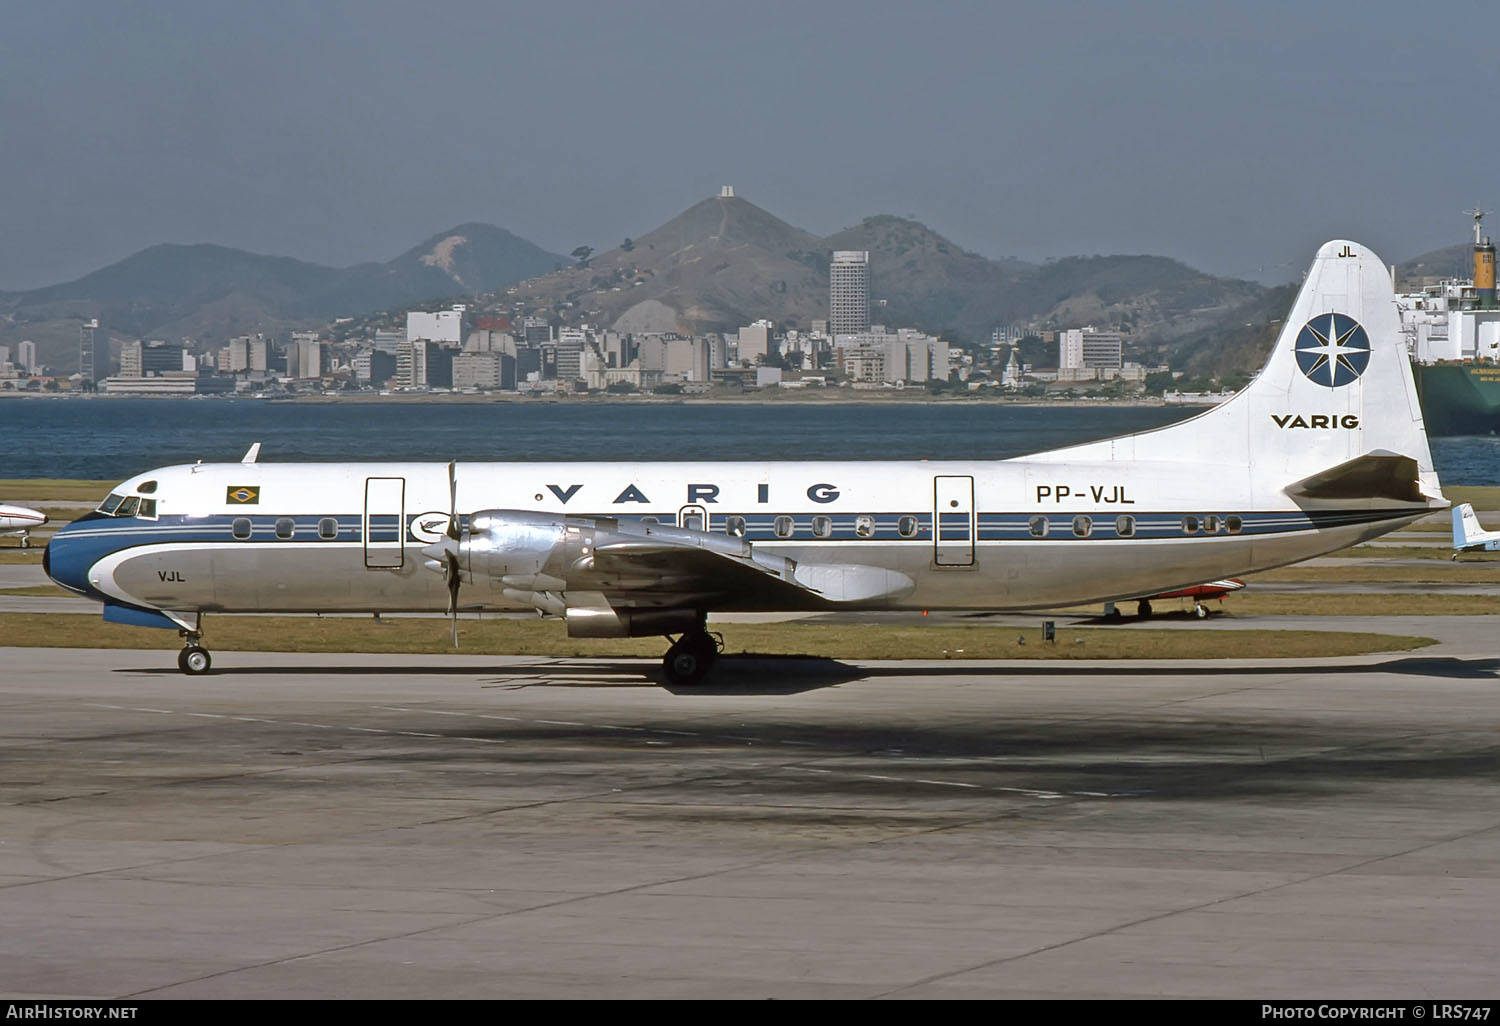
[177,628,212,675]
[662,629,721,687]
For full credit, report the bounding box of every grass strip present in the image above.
[0,612,1435,660]
[1252,564,1500,583]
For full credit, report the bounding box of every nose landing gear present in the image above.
[177,626,212,675]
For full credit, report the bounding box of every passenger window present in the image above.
[137,498,157,519]
[116,496,140,517]
[725,516,746,538]
[97,493,125,515]
[1226,515,1243,534]
[232,518,252,539]
[897,516,918,538]
[640,516,659,526]
[137,480,158,494]
[855,516,875,538]
[682,511,704,531]
[1115,515,1136,537]
[318,518,339,539]
[275,518,295,539]
[1072,515,1092,538]
[1183,515,1200,534]
[1028,515,1049,538]
[1204,515,1220,534]
[811,515,832,538]
[773,516,795,538]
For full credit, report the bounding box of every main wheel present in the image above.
[662,633,717,687]
[1194,603,1208,619]
[178,645,212,675]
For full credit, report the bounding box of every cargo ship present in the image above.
[1398,209,1500,435]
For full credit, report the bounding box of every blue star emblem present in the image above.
[1294,313,1370,387]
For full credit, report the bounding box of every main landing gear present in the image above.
[177,627,211,675]
[661,628,722,687]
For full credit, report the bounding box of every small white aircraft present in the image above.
[1108,578,1246,620]
[0,504,47,548]
[1450,503,1500,559]
[44,240,1448,683]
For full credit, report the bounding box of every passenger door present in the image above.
[364,476,405,569]
[933,475,974,566]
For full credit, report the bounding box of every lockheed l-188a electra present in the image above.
[44,240,1447,686]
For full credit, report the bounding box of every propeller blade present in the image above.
[446,460,460,647]
[447,460,459,540]
[446,550,460,648]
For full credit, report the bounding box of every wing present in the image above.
[583,532,915,610]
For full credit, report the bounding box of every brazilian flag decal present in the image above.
[226,486,260,505]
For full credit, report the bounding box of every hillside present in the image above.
[1397,242,1473,285]
[496,195,1273,356]
[0,225,563,374]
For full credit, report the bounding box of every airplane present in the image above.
[0,503,47,548]
[1106,578,1245,620]
[1450,503,1500,559]
[43,240,1448,684]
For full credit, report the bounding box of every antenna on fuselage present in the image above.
[241,442,261,464]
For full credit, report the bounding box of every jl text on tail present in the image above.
[45,240,1447,684]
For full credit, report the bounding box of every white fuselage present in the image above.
[48,457,1423,618]
[0,503,46,538]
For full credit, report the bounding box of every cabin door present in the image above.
[364,476,406,569]
[933,475,975,566]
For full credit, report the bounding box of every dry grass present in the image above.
[0,612,1434,661]
[0,479,115,502]
[1251,563,1500,583]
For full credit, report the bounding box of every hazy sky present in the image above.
[2,0,1496,290]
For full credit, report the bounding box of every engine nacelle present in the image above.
[563,605,701,638]
[462,511,569,579]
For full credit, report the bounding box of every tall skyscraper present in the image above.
[16,340,36,375]
[80,319,106,384]
[830,251,870,335]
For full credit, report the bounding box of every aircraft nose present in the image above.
[44,517,95,596]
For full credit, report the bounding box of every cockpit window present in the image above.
[137,480,158,494]
[96,491,158,517]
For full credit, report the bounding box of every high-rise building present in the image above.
[522,316,552,348]
[737,320,776,365]
[407,305,468,344]
[1059,328,1123,370]
[119,341,143,378]
[80,319,106,384]
[830,251,870,336]
[16,340,36,376]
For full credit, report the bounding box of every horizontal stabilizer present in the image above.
[1284,450,1426,503]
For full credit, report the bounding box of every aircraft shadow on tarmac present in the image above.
[118,653,1500,692]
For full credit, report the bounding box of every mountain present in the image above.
[0,225,563,373]
[497,194,1273,358]
[1397,242,1473,285]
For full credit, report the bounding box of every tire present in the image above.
[662,634,716,687]
[178,646,212,675]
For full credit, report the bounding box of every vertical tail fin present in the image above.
[1453,503,1485,548]
[1033,240,1444,504]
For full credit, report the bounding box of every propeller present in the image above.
[444,460,460,648]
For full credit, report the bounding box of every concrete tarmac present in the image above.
[2,643,1498,999]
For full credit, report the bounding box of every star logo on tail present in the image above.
[1294,313,1370,387]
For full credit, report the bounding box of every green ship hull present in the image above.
[1412,362,1500,435]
